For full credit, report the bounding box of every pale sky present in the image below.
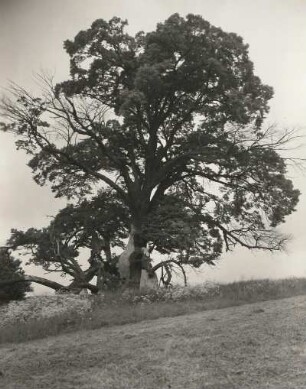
[0,0,306,293]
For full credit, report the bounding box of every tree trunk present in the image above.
[118,224,158,290]
[140,269,158,290]
[95,264,103,291]
[118,228,141,289]
[118,229,136,283]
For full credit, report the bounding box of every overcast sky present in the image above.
[0,0,305,293]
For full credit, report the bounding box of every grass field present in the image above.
[0,294,305,389]
[2,277,306,345]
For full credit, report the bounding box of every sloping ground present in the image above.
[0,295,92,328]
[0,295,305,389]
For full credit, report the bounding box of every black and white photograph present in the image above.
[0,1,305,388]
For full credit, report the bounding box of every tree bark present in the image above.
[0,275,67,292]
[118,225,145,289]
[0,275,99,294]
[118,224,158,290]
[139,269,158,290]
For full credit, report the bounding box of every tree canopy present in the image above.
[6,191,127,292]
[0,13,300,290]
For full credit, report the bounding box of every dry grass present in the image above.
[0,294,305,389]
[1,277,306,345]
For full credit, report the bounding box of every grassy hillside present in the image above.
[1,278,306,344]
[0,294,305,389]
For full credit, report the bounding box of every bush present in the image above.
[0,247,32,304]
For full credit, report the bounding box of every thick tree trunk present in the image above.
[118,226,142,289]
[140,269,158,290]
[118,225,158,290]
[118,227,137,283]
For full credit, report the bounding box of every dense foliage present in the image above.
[7,192,127,291]
[0,14,300,290]
[0,248,32,303]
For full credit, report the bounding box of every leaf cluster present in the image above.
[0,248,32,303]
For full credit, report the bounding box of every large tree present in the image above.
[1,14,300,289]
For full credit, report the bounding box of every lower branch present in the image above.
[151,259,187,286]
[0,275,99,294]
[0,275,68,292]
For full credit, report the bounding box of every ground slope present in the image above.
[0,295,305,389]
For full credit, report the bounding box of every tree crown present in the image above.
[0,14,300,268]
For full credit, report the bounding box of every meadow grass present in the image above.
[1,277,306,345]
[2,295,306,389]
